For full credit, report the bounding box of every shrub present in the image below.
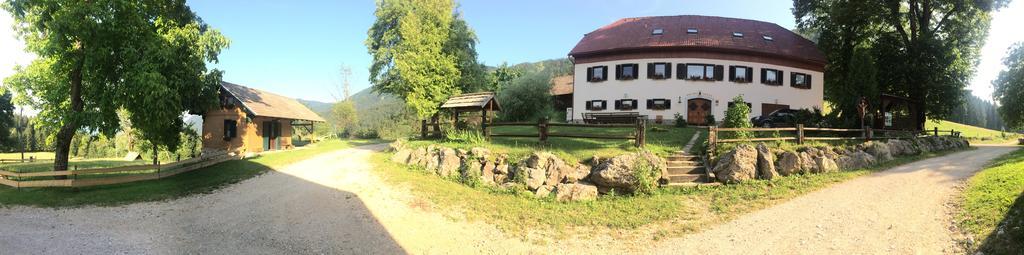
[497,72,553,122]
[722,96,753,139]
[631,159,659,195]
[443,129,486,145]
[705,114,716,126]
[674,113,687,127]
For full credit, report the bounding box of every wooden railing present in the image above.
[707,124,960,159]
[486,117,647,147]
[0,151,238,188]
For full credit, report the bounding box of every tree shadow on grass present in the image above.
[975,187,1024,254]
[0,149,406,254]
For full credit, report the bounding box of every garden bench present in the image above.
[582,112,645,124]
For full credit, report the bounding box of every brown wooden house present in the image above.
[202,82,325,154]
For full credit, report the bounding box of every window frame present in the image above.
[585,100,608,111]
[223,119,238,141]
[647,98,672,110]
[615,99,639,111]
[615,63,639,80]
[761,68,784,86]
[648,62,672,80]
[679,63,722,81]
[586,66,608,82]
[729,65,754,83]
[791,72,812,89]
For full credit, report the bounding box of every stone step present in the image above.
[667,174,705,183]
[668,155,699,161]
[667,166,705,175]
[667,161,700,167]
[662,182,722,188]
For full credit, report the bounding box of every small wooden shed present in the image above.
[202,82,326,153]
[423,92,501,138]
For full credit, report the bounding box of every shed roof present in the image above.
[550,75,573,96]
[440,92,501,111]
[569,15,826,66]
[221,81,326,122]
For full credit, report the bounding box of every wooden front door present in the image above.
[687,98,712,125]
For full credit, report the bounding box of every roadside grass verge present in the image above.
[370,149,961,240]
[0,139,379,207]
[957,148,1024,254]
[406,125,700,163]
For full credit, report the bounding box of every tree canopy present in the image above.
[2,0,229,170]
[366,0,463,119]
[994,42,1024,129]
[794,0,1008,128]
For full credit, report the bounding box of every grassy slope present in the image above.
[371,149,961,240]
[957,148,1024,254]
[0,139,378,207]
[407,125,699,163]
[0,152,55,160]
[926,119,1019,144]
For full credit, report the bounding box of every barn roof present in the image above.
[220,81,326,122]
[550,75,573,96]
[440,92,501,111]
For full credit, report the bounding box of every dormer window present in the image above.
[652,28,664,35]
[762,35,774,41]
[686,28,698,34]
[733,32,744,38]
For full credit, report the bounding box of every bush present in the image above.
[722,96,753,139]
[674,113,687,127]
[705,114,716,126]
[631,159,659,195]
[497,73,553,122]
[443,129,486,145]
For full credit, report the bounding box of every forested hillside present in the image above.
[949,91,1006,131]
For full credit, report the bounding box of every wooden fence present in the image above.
[708,124,960,158]
[0,151,239,188]
[485,117,647,147]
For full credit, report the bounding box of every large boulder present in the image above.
[836,150,876,170]
[391,149,412,164]
[565,165,591,183]
[493,155,511,184]
[480,160,496,185]
[554,183,599,202]
[777,151,802,176]
[865,141,893,162]
[815,156,839,173]
[524,167,546,190]
[437,147,460,177]
[387,139,405,152]
[712,144,758,183]
[590,151,667,192]
[755,143,778,180]
[408,147,428,166]
[799,152,818,173]
[524,152,573,186]
[534,185,553,198]
[423,146,441,172]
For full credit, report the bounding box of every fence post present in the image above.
[797,124,805,144]
[708,126,717,159]
[934,127,939,137]
[635,117,646,148]
[538,117,549,144]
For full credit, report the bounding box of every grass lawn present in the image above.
[926,119,1020,144]
[371,149,963,240]
[0,139,380,207]
[957,148,1024,253]
[0,151,55,160]
[406,125,702,163]
[2,159,152,181]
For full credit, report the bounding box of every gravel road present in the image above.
[646,145,1018,254]
[1,144,1014,254]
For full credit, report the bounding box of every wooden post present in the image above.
[481,108,489,139]
[934,127,939,137]
[862,126,868,139]
[708,126,717,159]
[867,126,874,140]
[421,120,428,139]
[796,124,805,144]
[950,129,954,137]
[538,117,549,143]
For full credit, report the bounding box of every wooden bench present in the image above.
[582,112,646,124]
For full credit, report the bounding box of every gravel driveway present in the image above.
[646,145,1018,254]
[1,144,1014,254]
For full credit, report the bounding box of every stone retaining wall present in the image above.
[711,136,970,183]
[388,140,666,201]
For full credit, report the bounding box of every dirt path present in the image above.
[646,145,1018,254]
[0,144,551,254]
[0,144,1014,254]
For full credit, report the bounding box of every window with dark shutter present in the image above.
[682,63,721,80]
[586,101,593,110]
[714,65,724,81]
[745,67,754,83]
[588,66,607,82]
[616,64,637,80]
[762,68,783,85]
[791,72,811,89]
[650,62,670,79]
[586,67,594,82]
[648,99,671,110]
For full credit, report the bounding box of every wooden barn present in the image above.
[201,82,325,154]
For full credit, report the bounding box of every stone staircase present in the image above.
[663,151,717,186]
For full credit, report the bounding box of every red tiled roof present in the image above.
[569,15,826,66]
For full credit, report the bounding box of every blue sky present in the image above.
[3,0,1023,103]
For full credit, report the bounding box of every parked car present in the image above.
[751,109,800,128]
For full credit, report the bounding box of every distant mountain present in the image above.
[297,99,333,117]
[349,88,402,111]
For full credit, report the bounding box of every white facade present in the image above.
[571,57,824,124]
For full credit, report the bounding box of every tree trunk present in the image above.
[53,55,85,176]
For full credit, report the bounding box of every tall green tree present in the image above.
[0,92,14,149]
[489,62,521,92]
[994,42,1024,130]
[794,0,1007,128]
[366,0,460,119]
[2,0,229,171]
[445,9,489,93]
